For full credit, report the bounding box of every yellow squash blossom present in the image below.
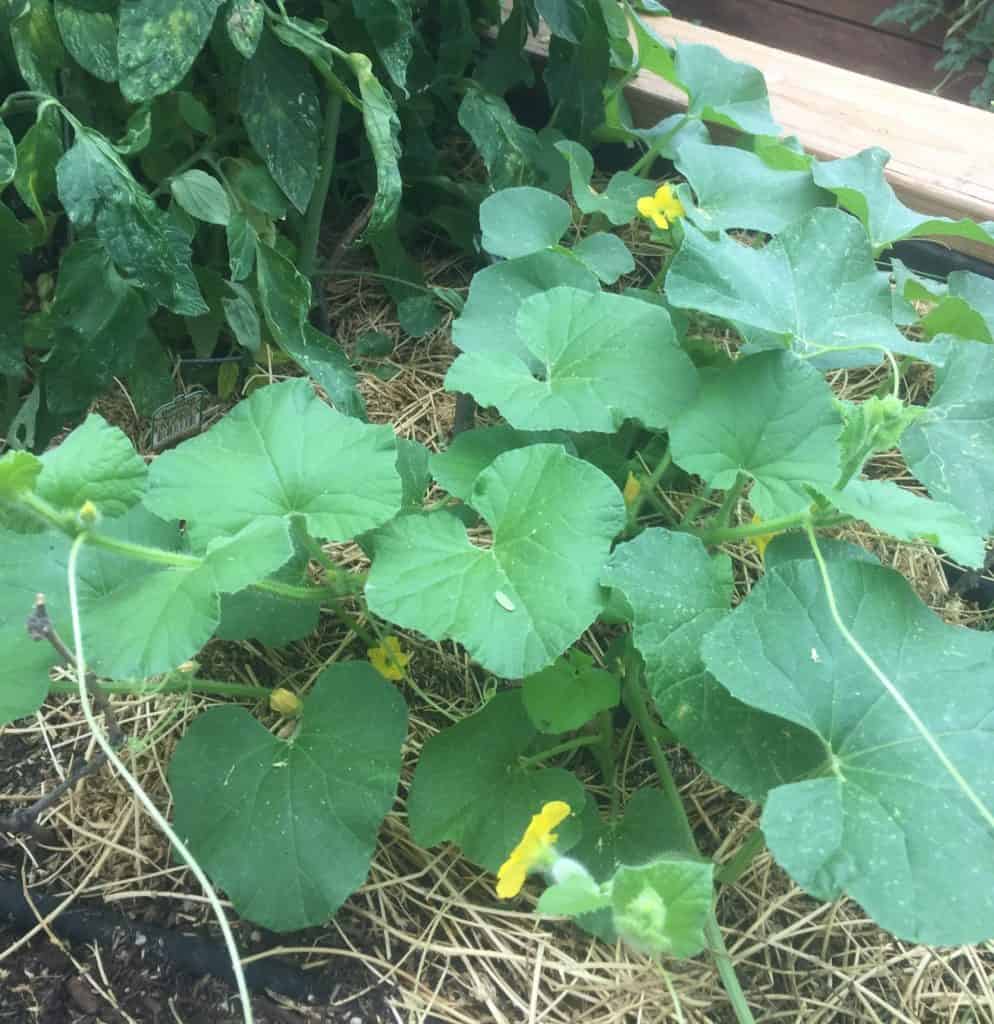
[496,801,571,899]
[270,688,302,716]
[368,635,411,680]
[749,514,778,562]
[636,184,684,230]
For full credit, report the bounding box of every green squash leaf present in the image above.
[147,379,399,549]
[452,251,599,364]
[824,478,985,568]
[480,186,572,259]
[170,662,407,932]
[674,41,780,136]
[603,529,824,802]
[36,414,147,518]
[407,691,585,871]
[446,286,697,432]
[901,341,994,534]
[703,558,994,945]
[240,28,321,214]
[366,444,626,677]
[170,169,231,226]
[54,0,117,81]
[554,140,655,226]
[676,141,831,233]
[522,651,619,733]
[118,0,224,102]
[669,351,841,520]
[572,232,635,284]
[812,147,994,252]
[667,209,935,368]
[919,271,994,343]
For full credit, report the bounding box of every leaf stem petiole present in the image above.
[518,733,602,768]
[715,827,766,886]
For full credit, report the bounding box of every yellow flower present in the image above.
[623,471,641,507]
[749,514,777,562]
[636,184,685,230]
[368,635,411,680]
[496,801,571,899]
[270,687,302,716]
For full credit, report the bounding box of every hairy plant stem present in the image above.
[298,94,343,280]
[518,733,602,769]
[595,710,621,818]
[715,827,766,885]
[713,473,747,530]
[629,114,691,177]
[628,446,672,528]
[46,676,270,700]
[688,510,851,546]
[623,641,755,1024]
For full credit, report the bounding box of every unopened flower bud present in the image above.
[270,687,302,716]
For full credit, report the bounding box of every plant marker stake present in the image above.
[66,534,254,1024]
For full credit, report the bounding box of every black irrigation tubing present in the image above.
[0,874,338,1003]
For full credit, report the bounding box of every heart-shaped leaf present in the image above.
[366,444,625,677]
[407,691,584,870]
[669,351,841,521]
[703,558,994,945]
[147,379,400,549]
[169,662,407,931]
[480,186,571,259]
[447,287,697,432]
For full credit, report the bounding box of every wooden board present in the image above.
[662,0,983,102]
[524,16,994,257]
[782,0,950,47]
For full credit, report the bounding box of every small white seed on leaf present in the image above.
[495,591,515,612]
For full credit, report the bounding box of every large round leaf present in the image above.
[147,379,401,549]
[366,444,626,677]
[407,691,584,871]
[169,662,407,932]
[446,287,698,433]
[669,351,842,521]
[703,559,994,945]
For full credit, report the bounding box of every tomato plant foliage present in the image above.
[4,0,994,987]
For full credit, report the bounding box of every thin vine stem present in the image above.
[518,734,602,769]
[66,536,254,1024]
[46,676,270,700]
[715,827,766,886]
[804,522,994,833]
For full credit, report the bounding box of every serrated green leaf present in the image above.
[603,529,824,802]
[835,395,926,487]
[555,140,656,225]
[901,341,994,534]
[170,169,231,225]
[54,0,117,81]
[920,271,994,343]
[812,147,994,252]
[430,426,572,502]
[452,251,599,364]
[674,41,780,135]
[407,691,585,870]
[676,141,831,233]
[572,232,634,284]
[480,187,572,259]
[366,444,625,677]
[669,351,841,520]
[611,858,713,956]
[170,662,407,931]
[56,129,207,315]
[446,286,697,432]
[703,558,994,945]
[668,209,935,368]
[240,28,321,213]
[0,119,16,187]
[825,478,985,568]
[522,651,619,733]
[118,0,225,102]
[147,379,399,549]
[36,414,147,518]
[226,0,264,58]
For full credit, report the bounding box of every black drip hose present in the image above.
[0,875,338,1003]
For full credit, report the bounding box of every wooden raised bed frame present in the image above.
[527,15,994,259]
